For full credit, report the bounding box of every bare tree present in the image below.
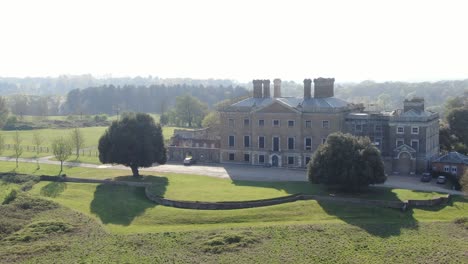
[32,131,44,169]
[12,130,23,168]
[70,127,85,159]
[52,137,72,175]
[0,134,4,155]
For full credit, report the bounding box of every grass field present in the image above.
[0,125,182,163]
[1,161,467,263]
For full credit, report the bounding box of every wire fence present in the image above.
[2,144,99,157]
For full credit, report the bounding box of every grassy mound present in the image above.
[202,231,261,254]
[5,221,73,242]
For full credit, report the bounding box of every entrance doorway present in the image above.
[272,155,279,167]
[396,152,412,175]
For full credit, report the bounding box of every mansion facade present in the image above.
[168,78,440,174]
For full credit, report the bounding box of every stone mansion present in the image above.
[168,78,440,174]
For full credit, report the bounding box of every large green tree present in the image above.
[447,108,468,147]
[98,113,166,177]
[174,95,207,127]
[308,133,386,192]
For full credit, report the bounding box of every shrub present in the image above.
[3,189,18,205]
[460,170,468,192]
[5,221,73,242]
[0,173,40,184]
[13,194,58,211]
[202,232,260,254]
[20,180,37,192]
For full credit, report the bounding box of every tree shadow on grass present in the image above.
[90,175,168,226]
[233,180,420,238]
[316,188,419,238]
[40,182,67,197]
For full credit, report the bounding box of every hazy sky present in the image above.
[1,0,467,82]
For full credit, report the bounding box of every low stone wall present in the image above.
[145,187,302,210]
[38,175,452,211]
[144,188,410,210]
[301,194,406,209]
[407,195,451,207]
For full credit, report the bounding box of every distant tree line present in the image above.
[0,75,241,96]
[5,95,61,117]
[63,84,248,115]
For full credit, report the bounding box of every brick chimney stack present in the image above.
[263,79,271,98]
[303,79,312,99]
[313,78,335,98]
[252,79,263,98]
[273,78,282,98]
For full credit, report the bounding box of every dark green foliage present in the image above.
[0,173,40,184]
[98,113,166,176]
[447,107,468,147]
[3,189,18,205]
[461,170,468,192]
[308,133,386,192]
[12,194,58,211]
[20,180,37,192]
[174,94,208,127]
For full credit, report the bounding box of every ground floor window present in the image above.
[451,166,457,174]
[305,156,311,166]
[244,154,250,162]
[229,153,235,161]
[444,165,449,172]
[259,155,265,163]
[288,156,294,165]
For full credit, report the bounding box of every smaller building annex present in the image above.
[432,151,468,178]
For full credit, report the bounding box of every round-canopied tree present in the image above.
[308,133,386,192]
[98,113,166,177]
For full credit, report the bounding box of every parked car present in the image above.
[183,157,196,166]
[420,173,431,182]
[436,176,447,184]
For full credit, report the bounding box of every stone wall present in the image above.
[167,146,220,163]
[38,176,452,211]
[145,188,450,211]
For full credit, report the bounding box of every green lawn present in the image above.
[0,161,467,263]
[1,161,465,235]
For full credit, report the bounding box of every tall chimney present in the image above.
[263,79,271,98]
[273,78,282,98]
[252,79,263,98]
[403,97,425,113]
[313,78,335,98]
[303,79,312,99]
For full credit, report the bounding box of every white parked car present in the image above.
[436,176,447,184]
